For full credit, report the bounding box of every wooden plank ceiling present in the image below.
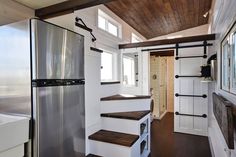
[105,0,212,39]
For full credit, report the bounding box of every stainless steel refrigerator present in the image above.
[0,19,85,157]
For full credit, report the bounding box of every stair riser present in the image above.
[89,140,139,157]
[101,114,150,135]
[101,99,151,113]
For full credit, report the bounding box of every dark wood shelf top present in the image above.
[86,154,102,157]
[101,110,150,120]
[89,130,139,147]
[101,94,151,101]
[101,81,120,85]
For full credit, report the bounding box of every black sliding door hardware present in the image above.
[175,75,202,78]
[75,17,96,42]
[175,93,207,98]
[175,112,207,118]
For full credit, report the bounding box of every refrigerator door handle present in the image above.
[32,79,85,87]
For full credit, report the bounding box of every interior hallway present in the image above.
[150,113,212,157]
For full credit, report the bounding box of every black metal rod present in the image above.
[75,22,92,32]
[175,55,207,60]
[176,43,179,56]
[91,33,97,42]
[175,112,207,118]
[203,41,207,55]
[180,43,212,49]
[175,75,202,78]
[90,47,103,53]
[76,17,88,28]
[175,93,207,98]
[75,17,96,42]
[142,43,213,52]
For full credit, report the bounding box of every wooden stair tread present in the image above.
[101,94,151,101]
[86,154,102,157]
[89,130,139,147]
[101,110,150,120]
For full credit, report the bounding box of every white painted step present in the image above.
[101,99,151,113]
[100,94,151,113]
[101,111,150,135]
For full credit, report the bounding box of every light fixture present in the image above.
[203,11,209,18]
[200,64,213,83]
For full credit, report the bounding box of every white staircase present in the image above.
[88,94,151,157]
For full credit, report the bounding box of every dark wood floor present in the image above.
[150,113,212,157]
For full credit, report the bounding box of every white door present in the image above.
[174,43,208,136]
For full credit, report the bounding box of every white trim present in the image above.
[221,38,230,91]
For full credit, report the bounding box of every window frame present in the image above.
[100,50,118,82]
[121,52,139,87]
[97,9,122,38]
[230,26,236,94]
[221,37,230,91]
[122,55,136,86]
[221,21,236,95]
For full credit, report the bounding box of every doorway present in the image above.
[150,50,174,119]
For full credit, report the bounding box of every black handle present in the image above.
[175,75,202,78]
[90,47,103,53]
[175,93,207,98]
[175,112,207,118]
[32,79,85,87]
[175,55,207,60]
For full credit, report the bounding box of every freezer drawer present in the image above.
[31,19,84,80]
[33,85,85,157]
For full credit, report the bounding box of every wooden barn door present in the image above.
[174,42,208,136]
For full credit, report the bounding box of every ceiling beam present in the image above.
[119,34,216,49]
[35,0,117,19]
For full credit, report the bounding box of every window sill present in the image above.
[101,81,120,85]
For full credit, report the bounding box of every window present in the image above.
[221,22,236,94]
[98,9,121,38]
[231,32,236,93]
[108,22,118,36]
[98,16,106,30]
[123,56,135,86]
[101,51,117,81]
[101,52,113,81]
[131,33,142,43]
[222,39,230,91]
[122,53,139,86]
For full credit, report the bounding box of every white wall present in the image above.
[74,5,147,96]
[207,0,236,157]
[0,0,34,25]
[149,24,209,41]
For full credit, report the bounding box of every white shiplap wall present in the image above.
[208,0,236,157]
